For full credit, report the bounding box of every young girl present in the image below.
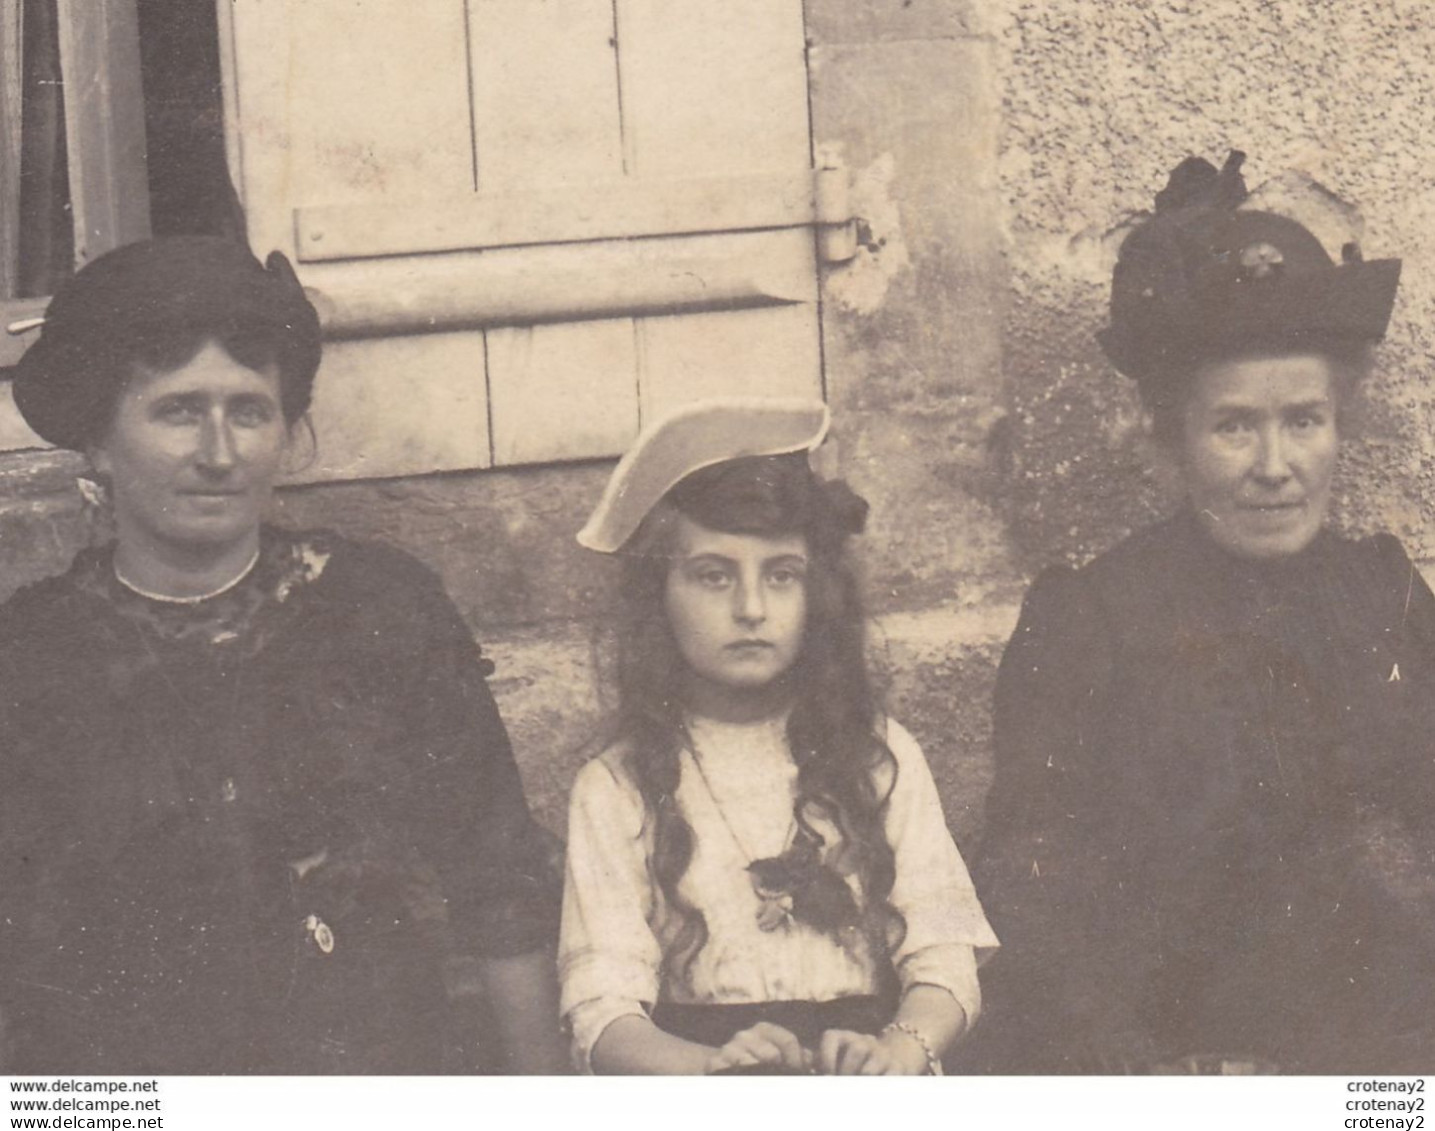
[560,398,998,1074]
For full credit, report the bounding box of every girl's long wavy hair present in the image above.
[612,453,903,985]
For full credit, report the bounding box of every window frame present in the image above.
[0,0,150,392]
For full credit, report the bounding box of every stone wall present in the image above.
[3,0,1432,849]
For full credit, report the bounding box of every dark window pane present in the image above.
[17,0,71,298]
[137,0,244,239]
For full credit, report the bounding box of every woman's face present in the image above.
[664,514,808,696]
[91,339,291,559]
[1180,351,1339,560]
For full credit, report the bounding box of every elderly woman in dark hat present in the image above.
[0,237,564,1073]
[968,153,1435,1073]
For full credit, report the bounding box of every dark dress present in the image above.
[968,512,1435,1073]
[0,528,559,1074]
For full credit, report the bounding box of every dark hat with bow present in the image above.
[1098,151,1401,393]
[5,236,321,450]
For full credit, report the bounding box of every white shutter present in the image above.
[220,0,831,482]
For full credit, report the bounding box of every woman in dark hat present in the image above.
[0,237,564,1074]
[968,153,1435,1073]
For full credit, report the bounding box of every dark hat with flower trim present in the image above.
[577,397,832,554]
[1098,151,1401,393]
[5,236,321,451]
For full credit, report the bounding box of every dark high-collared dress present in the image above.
[0,528,558,1074]
[967,512,1435,1073]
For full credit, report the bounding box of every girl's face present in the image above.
[1180,351,1339,560]
[664,513,808,698]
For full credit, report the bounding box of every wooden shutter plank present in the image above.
[296,169,821,261]
[618,1,817,425]
[286,0,474,204]
[223,0,292,259]
[303,227,815,337]
[226,0,474,257]
[487,318,638,465]
[469,1,637,470]
[226,1,493,479]
[615,0,810,178]
[637,304,822,425]
[467,0,622,190]
[284,331,489,484]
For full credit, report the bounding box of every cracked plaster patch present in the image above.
[818,150,911,316]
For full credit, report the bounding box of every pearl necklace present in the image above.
[114,548,261,605]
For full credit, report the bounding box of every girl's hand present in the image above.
[704,1022,810,1074]
[816,1028,929,1075]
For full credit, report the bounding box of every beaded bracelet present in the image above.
[880,1020,943,1076]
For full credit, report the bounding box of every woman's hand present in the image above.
[704,1022,809,1074]
[816,1028,930,1075]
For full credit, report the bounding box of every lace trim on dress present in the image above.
[74,528,333,649]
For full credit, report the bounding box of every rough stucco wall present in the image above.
[994,0,1435,569]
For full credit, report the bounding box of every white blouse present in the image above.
[558,714,999,1070]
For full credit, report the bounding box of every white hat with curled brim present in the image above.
[577,397,831,554]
